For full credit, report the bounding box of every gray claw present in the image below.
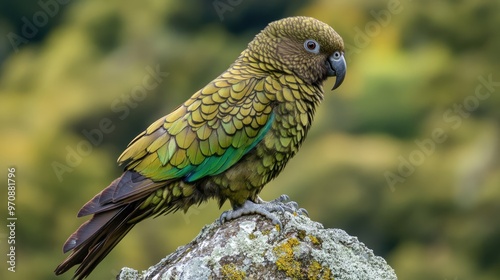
[218,194,309,230]
[275,194,290,203]
[286,201,299,210]
[297,208,309,217]
[219,200,283,229]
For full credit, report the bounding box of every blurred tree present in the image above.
[0,0,498,279]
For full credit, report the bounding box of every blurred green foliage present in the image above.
[1,0,499,279]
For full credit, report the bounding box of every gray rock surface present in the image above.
[118,211,397,280]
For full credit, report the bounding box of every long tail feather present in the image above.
[54,204,138,279]
[55,171,170,279]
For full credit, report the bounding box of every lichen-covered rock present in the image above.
[118,212,397,280]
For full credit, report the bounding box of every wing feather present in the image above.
[118,76,275,182]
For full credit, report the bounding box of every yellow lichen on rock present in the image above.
[220,263,246,280]
[308,234,321,246]
[308,260,334,280]
[273,237,302,278]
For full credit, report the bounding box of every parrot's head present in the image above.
[247,16,346,90]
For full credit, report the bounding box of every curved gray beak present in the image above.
[327,52,346,90]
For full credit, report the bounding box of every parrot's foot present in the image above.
[219,194,308,230]
[258,194,309,217]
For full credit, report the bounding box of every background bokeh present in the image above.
[1,0,499,279]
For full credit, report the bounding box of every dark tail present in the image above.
[55,171,169,279]
[54,205,137,279]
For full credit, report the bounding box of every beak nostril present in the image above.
[328,53,346,90]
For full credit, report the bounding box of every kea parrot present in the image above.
[55,16,346,279]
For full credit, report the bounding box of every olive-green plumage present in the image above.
[55,16,346,279]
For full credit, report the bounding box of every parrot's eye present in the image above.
[332,51,342,60]
[304,39,320,54]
